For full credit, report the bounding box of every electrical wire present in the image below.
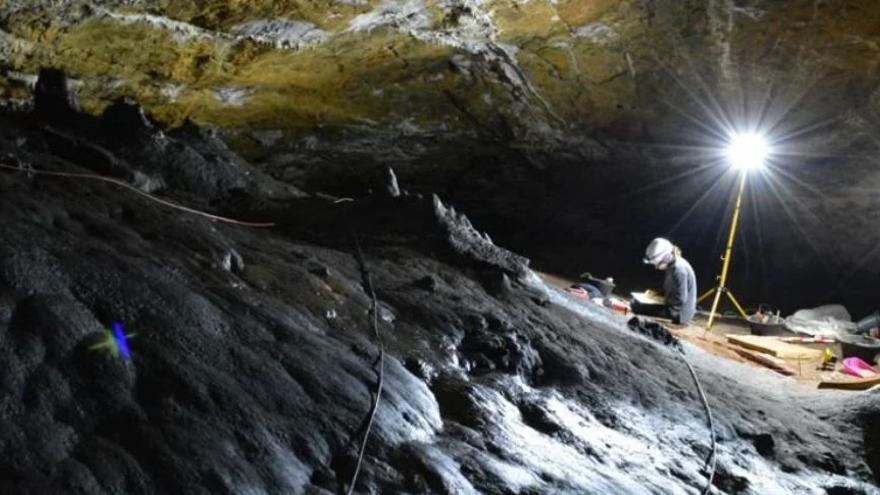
[681,352,717,494]
[628,318,717,494]
[346,235,385,495]
[0,163,275,228]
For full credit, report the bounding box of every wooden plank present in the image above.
[817,374,880,390]
[780,336,835,344]
[732,348,796,376]
[726,334,825,359]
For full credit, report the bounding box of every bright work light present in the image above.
[700,132,770,330]
[726,133,769,171]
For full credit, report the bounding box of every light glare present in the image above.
[727,133,769,170]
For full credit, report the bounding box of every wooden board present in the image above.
[732,348,796,376]
[726,335,825,359]
[818,374,880,390]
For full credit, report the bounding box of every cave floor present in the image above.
[537,272,860,390]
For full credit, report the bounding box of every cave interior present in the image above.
[1,1,880,494]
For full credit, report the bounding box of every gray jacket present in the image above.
[663,257,697,324]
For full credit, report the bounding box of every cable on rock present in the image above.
[681,352,717,494]
[626,317,717,494]
[345,234,385,495]
[0,162,275,228]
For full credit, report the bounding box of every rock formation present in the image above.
[0,68,877,495]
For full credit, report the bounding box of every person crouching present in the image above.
[643,237,697,325]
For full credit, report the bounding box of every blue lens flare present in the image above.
[88,322,135,359]
[112,321,131,359]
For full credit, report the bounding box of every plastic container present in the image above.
[856,310,880,334]
[746,313,797,337]
[838,334,880,364]
[841,357,878,378]
[606,297,630,315]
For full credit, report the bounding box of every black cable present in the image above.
[345,235,385,495]
[681,353,717,495]
[627,318,716,494]
[0,163,275,227]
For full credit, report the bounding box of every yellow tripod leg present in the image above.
[724,289,749,320]
[706,286,724,330]
[705,171,748,331]
[697,287,716,304]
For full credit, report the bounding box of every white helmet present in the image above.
[644,238,674,266]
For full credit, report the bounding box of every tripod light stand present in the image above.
[699,133,768,330]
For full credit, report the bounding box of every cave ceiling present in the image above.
[2,1,879,141]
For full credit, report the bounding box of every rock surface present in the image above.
[0,79,878,494]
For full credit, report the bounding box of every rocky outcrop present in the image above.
[432,194,530,280]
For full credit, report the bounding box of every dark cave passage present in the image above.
[290,133,877,317]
